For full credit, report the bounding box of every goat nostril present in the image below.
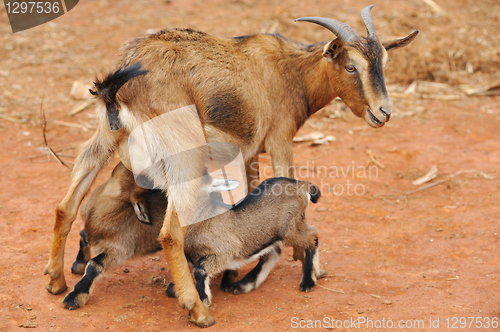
[379,107,391,120]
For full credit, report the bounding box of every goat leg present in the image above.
[300,238,320,292]
[220,270,238,292]
[232,244,281,294]
[44,166,102,294]
[193,257,213,307]
[63,252,107,310]
[44,127,115,295]
[267,143,328,277]
[159,203,215,328]
[71,230,92,275]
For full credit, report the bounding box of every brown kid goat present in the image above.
[44,5,418,327]
[64,162,323,310]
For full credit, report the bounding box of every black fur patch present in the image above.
[92,62,148,131]
[357,38,388,99]
[308,184,321,204]
[220,270,238,292]
[300,240,318,292]
[71,230,90,274]
[193,258,209,303]
[232,258,264,293]
[165,282,176,298]
[248,236,282,257]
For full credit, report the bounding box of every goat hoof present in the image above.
[71,262,86,275]
[46,281,68,295]
[165,283,176,298]
[300,280,315,293]
[231,281,252,294]
[63,292,84,310]
[231,283,242,294]
[44,267,68,294]
[220,284,233,293]
[316,264,327,279]
[189,311,216,328]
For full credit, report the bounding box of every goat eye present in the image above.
[345,65,356,73]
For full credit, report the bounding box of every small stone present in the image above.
[316,207,328,212]
[383,300,393,305]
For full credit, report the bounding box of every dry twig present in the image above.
[40,98,71,169]
[374,169,498,209]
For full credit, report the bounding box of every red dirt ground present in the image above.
[1,0,500,331]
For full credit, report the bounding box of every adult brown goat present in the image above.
[44,5,418,327]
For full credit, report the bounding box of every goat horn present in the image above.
[361,5,376,37]
[295,17,359,43]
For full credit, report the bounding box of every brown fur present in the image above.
[45,21,417,327]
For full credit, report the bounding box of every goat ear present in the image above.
[208,178,240,192]
[322,39,344,60]
[133,201,151,225]
[382,30,419,51]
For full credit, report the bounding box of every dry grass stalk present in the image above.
[316,284,345,294]
[366,149,385,169]
[412,165,438,186]
[0,114,24,123]
[52,120,89,131]
[67,99,94,117]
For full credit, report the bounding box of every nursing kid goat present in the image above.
[44,5,418,327]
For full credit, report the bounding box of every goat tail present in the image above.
[308,182,321,204]
[90,62,149,131]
